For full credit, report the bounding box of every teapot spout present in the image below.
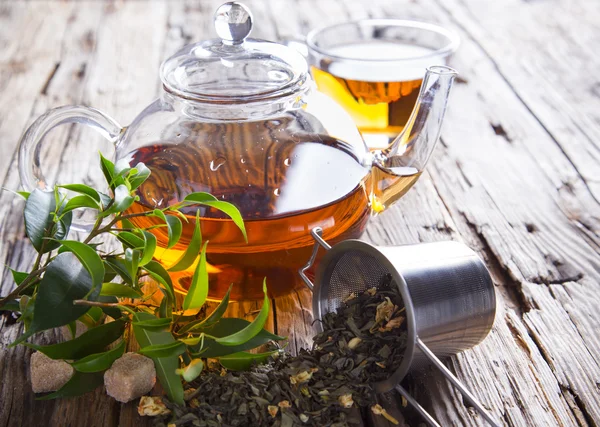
[371,65,457,209]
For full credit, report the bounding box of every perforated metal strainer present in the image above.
[299,228,500,427]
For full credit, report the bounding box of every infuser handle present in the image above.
[394,385,441,427]
[298,227,331,291]
[416,338,501,427]
[18,105,124,231]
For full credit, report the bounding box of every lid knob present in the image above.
[214,2,253,45]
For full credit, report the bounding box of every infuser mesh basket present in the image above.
[301,229,500,427]
[325,250,391,313]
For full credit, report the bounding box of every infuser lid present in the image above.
[160,2,309,103]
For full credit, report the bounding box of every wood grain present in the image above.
[0,0,599,426]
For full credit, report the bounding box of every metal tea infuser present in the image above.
[299,227,500,427]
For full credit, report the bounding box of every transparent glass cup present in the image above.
[305,20,459,149]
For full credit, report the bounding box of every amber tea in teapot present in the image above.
[124,121,423,300]
[18,2,456,301]
[124,120,374,300]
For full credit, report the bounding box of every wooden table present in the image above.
[1,0,599,426]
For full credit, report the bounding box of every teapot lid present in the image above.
[160,2,309,103]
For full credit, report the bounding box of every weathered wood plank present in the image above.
[285,0,600,426]
[441,0,600,203]
[0,1,599,427]
[1,2,168,427]
[357,0,600,425]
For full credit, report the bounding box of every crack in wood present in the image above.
[454,159,473,188]
[271,297,278,335]
[40,62,61,96]
[490,122,512,143]
[561,384,596,427]
[436,0,600,206]
[460,211,536,313]
[530,273,584,286]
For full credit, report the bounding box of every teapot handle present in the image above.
[18,105,124,230]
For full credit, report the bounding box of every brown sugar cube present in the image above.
[30,351,74,393]
[104,352,156,403]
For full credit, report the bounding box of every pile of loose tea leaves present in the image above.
[154,275,408,427]
[313,273,408,385]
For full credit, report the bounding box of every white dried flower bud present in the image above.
[278,400,292,408]
[338,393,354,408]
[371,404,399,425]
[348,337,362,350]
[268,405,279,418]
[137,396,170,417]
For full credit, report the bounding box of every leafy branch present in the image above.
[0,153,285,404]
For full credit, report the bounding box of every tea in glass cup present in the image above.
[306,20,459,148]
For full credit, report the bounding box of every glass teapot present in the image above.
[18,2,456,301]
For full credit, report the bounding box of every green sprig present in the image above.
[0,153,285,403]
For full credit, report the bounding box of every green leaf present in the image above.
[178,335,203,346]
[175,359,203,382]
[103,264,117,283]
[58,240,105,297]
[215,279,270,346]
[218,348,281,371]
[26,319,125,360]
[139,341,186,358]
[152,210,182,249]
[139,231,156,266]
[133,312,184,404]
[125,248,140,284]
[100,152,124,191]
[28,252,101,333]
[66,322,77,339]
[78,306,104,328]
[104,257,132,285]
[100,283,142,299]
[114,158,132,177]
[110,184,135,213]
[158,294,173,319]
[144,260,175,300]
[18,295,34,330]
[115,231,144,249]
[24,189,72,253]
[182,241,209,312]
[98,192,112,210]
[10,269,29,286]
[119,217,136,230]
[36,371,104,400]
[58,184,101,203]
[179,285,232,333]
[168,208,189,222]
[168,211,202,272]
[132,317,172,332]
[1,188,30,199]
[0,300,20,312]
[62,194,100,214]
[97,295,123,320]
[189,318,285,358]
[183,192,247,242]
[71,340,126,373]
[129,162,151,190]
